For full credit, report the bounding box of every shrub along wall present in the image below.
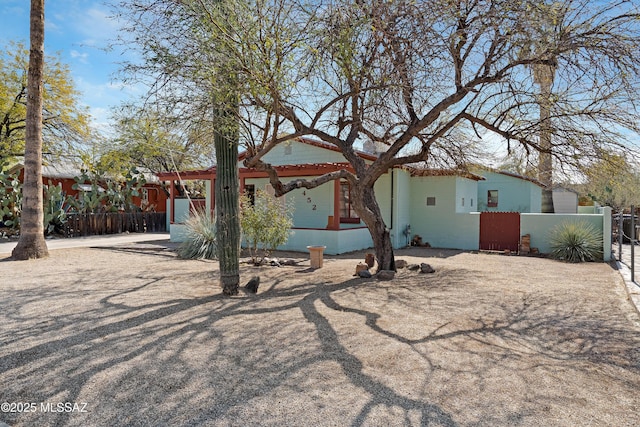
[521,207,612,261]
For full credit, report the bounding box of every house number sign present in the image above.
[303,190,317,210]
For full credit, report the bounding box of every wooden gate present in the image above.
[479,212,520,252]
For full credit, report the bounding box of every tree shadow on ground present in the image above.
[1,256,639,426]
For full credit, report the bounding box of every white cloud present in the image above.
[70,49,89,63]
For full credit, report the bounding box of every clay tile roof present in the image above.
[402,166,485,181]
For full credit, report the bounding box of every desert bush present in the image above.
[240,190,294,262]
[549,221,603,263]
[177,208,217,259]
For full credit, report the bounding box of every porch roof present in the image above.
[156,162,355,181]
[402,166,486,181]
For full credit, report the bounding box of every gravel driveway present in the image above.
[1,242,639,426]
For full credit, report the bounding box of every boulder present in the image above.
[355,263,369,276]
[407,264,421,271]
[245,276,260,293]
[376,270,396,280]
[420,263,435,274]
[395,259,408,269]
[357,269,372,278]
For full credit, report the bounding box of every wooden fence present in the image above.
[61,212,166,238]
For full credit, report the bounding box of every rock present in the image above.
[407,264,421,271]
[269,258,282,267]
[420,263,435,274]
[395,259,408,269]
[365,253,375,268]
[355,263,369,276]
[357,269,372,278]
[245,276,260,293]
[376,270,396,280]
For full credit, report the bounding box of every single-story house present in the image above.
[160,138,606,254]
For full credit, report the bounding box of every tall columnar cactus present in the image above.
[215,126,240,295]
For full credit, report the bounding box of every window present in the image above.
[339,181,360,223]
[471,198,474,207]
[487,190,498,207]
[426,197,436,206]
[284,142,292,155]
[245,184,255,205]
[461,197,465,207]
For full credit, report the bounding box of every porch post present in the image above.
[210,169,216,216]
[331,179,341,230]
[170,180,175,224]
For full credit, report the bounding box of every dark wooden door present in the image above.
[479,212,520,251]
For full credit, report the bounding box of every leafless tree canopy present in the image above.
[116,0,640,176]
[115,0,640,269]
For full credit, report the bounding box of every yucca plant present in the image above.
[177,209,217,260]
[549,221,603,263]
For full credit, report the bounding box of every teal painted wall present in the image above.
[407,176,480,250]
[409,176,458,248]
[521,208,612,261]
[244,177,333,229]
[278,227,373,254]
[392,169,412,248]
[246,140,348,167]
[455,177,479,213]
[477,171,542,213]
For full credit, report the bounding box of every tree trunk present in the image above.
[215,120,240,296]
[353,184,395,272]
[12,0,49,260]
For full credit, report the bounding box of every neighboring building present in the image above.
[552,187,579,213]
[9,161,168,212]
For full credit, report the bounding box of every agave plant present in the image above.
[549,221,603,263]
[177,209,217,260]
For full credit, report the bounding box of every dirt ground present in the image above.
[1,241,639,427]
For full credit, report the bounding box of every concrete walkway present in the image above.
[0,232,170,255]
[613,243,640,316]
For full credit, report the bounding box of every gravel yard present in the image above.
[1,242,639,426]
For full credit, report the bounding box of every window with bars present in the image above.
[339,181,360,223]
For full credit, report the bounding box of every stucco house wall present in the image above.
[247,139,354,167]
[477,171,543,213]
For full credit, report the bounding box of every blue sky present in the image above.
[0,0,136,134]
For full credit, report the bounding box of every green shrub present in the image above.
[549,221,603,263]
[240,190,294,262]
[177,209,218,260]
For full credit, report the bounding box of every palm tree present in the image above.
[12,0,49,260]
[534,59,556,213]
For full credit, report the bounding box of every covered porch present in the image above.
[156,163,376,254]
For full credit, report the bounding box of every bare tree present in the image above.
[116,0,640,271]
[12,0,49,260]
